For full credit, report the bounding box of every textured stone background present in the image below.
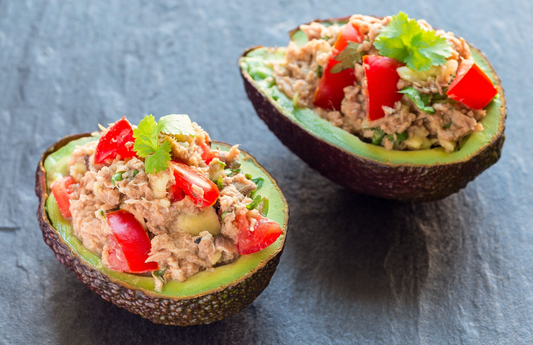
[1,0,531,344]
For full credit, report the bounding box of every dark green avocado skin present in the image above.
[35,134,284,326]
[240,47,506,202]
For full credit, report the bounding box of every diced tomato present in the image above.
[50,176,76,218]
[446,59,497,109]
[313,23,364,110]
[363,55,404,121]
[199,142,217,165]
[94,117,137,164]
[235,214,283,255]
[170,161,220,207]
[106,210,158,273]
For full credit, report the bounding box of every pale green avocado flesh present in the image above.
[240,27,503,166]
[44,137,286,298]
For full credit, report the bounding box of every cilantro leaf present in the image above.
[157,114,196,137]
[144,140,171,174]
[133,115,159,158]
[374,12,453,71]
[372,128,386,145]
[330,42,362,74]
[133,114,195,175]
[399,87,435,114]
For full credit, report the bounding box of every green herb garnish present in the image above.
[330,42,362,74]
[111,172,123,186]
[245,173,252,180]
[252,177,264,189]
[443,122,452,129]
[131,170,139,178]
[399,87,435,114]
[317,65,323,78]
[133,114,196,174]
[247,195,263,210]
[100,210,106,218]
[372,128,386,145]
[153,268,166,283]
[386,132,409,146]
[321,35,331,41]
[374,12,453,71]
[217,176,224,190]
[221,211,230,221]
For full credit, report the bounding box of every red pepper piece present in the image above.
[106,210,158,273]
[446,59,497,109]
[94,117,137,164]
[235,214,283,255]
[313,23,364,111]
[50,176,76,218]
[363,55,404,121]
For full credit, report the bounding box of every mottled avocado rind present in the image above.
[239,17,506,202]
[35,133,289,326]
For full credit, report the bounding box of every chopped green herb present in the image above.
[111,172,124,186]
[396,132,409,144]
[330,42,362,74]
[245,173,252,180]
[217,161,226,168]
[252,177,264,189]
[320,35,331,41]
[153,268,166,283]
[372,128,386,145]
[260,197,269,216]
[227,168,241,176]
[317,65,323,78]
[431,93,449,104]
[100,210,106,218]
[247,195,263,210]
[399,87,435,114]
[217,176,224,190]
[132,170,139,178]
[443,122,452,129]
[374,12,453,71]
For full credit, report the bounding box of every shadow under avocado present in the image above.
[283,166,465,307]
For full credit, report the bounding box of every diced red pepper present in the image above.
[106,210,158,273]
[50,176,76,218]
[94,117,137,164]
[170,161,220,207]
[199,142,217,165]
[168,183,185,202]
[446,59,497,109]
[363,55,404,121]
[235,214,283,255]
[313,23,364,110]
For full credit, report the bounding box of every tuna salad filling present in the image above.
[49,115,282,291]
[272,12,498,152]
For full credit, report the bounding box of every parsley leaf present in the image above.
[399,87,435,114]
[330,42,362,74]
[374,12,453,71]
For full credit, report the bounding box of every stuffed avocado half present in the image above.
[239,13,506,201]
[35,115,288,326]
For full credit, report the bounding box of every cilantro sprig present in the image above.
[398,87,435,114]
[133,114,196,174]
[374,12,453,71]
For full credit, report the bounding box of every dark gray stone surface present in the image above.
[0,0,530,344]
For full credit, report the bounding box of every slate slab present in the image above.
[1,0,531,344]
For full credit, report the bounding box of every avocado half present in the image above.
[239,17,506,201]
[35,133,289,326]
